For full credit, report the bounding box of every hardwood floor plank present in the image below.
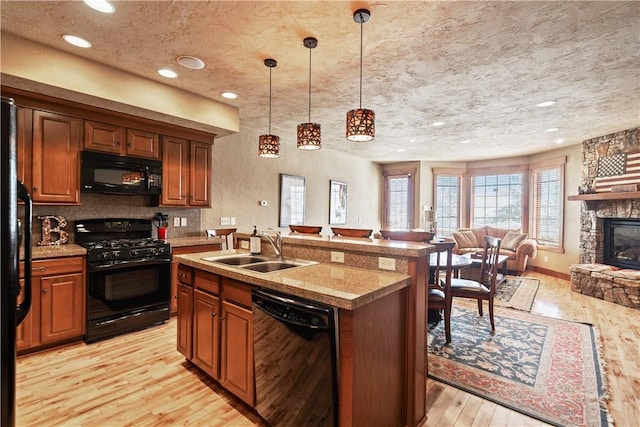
[15,271,640,426]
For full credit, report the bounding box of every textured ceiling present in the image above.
[1,1,639,162]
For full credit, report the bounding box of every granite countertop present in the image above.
[236,232,434,258]
[176,250,412,311]
[21,244,87,261]
[166,236,226,248]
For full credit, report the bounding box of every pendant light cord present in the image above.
[359,17,363,109]
[308,45,312,122]
[268,66,272,134]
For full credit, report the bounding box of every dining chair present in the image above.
[450,235,502,332]
[206,228,237,250]
[427,241,455,343]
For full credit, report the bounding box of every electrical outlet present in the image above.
[173,217,181,227]
[180,217,187,226]
[544,255,549,263]
[330,251,345,263]
[378,257,396,271]
[230,217,236,225]
[220,217,231,225]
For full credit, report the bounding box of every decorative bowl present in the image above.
[289,225,323,234]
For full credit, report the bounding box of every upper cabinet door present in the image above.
[31,110,81,204]
[126,128,160,159]
[189,141,211,207]
[84,120,124,154]
[161,136,188,206]
[16,107,33,191]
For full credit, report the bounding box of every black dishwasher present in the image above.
[252,288,338,427]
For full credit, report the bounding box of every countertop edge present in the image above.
[175,251,412,310]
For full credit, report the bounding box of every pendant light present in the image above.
[297,37,321,150]
[346,9,375,142]
[258,58,280,158]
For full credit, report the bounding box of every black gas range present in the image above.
[75,219,171,343]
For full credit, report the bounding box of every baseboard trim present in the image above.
[528,265,570,281]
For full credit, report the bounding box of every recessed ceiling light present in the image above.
[397,148,406,152]
[83,0,115,13]
[221,92,238,99]
[177,55,205,70]
[545,127,559,132]
[62,35,92,48]
[554,138,565,144]
[460,140,471,144]
[157,68,178,78]
[432,121,445,127]
[409,138,416,143]
[537,100,556,107]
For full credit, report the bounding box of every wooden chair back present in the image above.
[478,235,502,294]
[206,228,237,250]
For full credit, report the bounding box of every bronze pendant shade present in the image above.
[346,9,375,142]
[297,37,321,150]
[258,58,280,158]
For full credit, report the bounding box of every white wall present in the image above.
[204,130,382,235]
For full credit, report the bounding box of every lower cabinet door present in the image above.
[176,283,193,358]
[39,272,84,344]
[220,300,254,406]
[193,289,220,379]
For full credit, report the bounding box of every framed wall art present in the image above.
[279,174,305,227]
[329,180,347,225]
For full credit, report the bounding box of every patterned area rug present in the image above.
[427,304,612,427]
[495,276,540,312]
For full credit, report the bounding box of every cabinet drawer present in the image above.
[195,270,220,295]
[20,256,84,278]
[221,278,252,309]
[177,265,193,285]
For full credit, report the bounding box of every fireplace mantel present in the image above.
[568,192,640,210]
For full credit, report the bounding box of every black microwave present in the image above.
[81,151,162,195]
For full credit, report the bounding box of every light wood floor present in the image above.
[16,272,640,426]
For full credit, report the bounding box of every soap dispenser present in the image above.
[250,226,261,254]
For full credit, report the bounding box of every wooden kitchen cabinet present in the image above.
[171,244,222,314]
[17,256,86,353]
[220,279,254,406]
[31,110,81,204]
[84,120,160,159]
[161,136,211,207]
[176,266,254,406]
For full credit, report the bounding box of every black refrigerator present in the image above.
[1,97,33,427]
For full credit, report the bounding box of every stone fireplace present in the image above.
[570,127,640,310]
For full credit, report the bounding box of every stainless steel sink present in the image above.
[241,261,300,273]
[201,254,317,274]
[202,255,271,265]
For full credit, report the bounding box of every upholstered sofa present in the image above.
[452,226,537,274]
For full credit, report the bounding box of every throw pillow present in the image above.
[453,230,478,248]
[501,231,528,251]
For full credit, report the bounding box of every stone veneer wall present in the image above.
[578,127,640,264]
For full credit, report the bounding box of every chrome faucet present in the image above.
[262,229,283,259]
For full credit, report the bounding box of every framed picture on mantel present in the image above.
[279,174,305,227]
[329,180,347,225]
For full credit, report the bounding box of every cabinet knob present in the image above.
[33,186,38,192]
[116,141,121,146]
[128,142,132,147]
[211,312,217,317]
[35,266,47,272]
[42,288,48,294]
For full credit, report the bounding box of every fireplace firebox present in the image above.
[604,218,640,270]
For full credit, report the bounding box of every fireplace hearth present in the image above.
[604,218,640,270]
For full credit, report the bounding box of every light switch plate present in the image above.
[230,217,236,225]
[173,217,181,227]
[240,240,249,249]
[220,217,231,225]
[330,251,345,263]
[180,217,187,226]
[378,257,396,271]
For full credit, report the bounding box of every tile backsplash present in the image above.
[27,193,201,244]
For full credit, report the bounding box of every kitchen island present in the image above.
[176,234,433,427]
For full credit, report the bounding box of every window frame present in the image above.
[433,168,465,237]
[382,168,416,230]
[530,157,566,253]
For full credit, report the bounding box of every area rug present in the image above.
[427,304,612,427]
[495,276,540,312]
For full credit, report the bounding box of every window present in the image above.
[383,169,415,230]
[471,172,523,230]
[434,174,462,237]
[531,159,565,251]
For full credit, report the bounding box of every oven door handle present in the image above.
[87,257,171,271]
